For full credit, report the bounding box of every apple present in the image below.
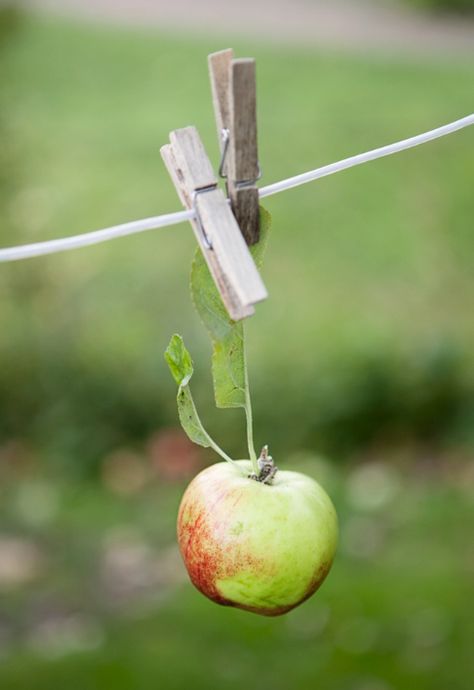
[177,459,338,616]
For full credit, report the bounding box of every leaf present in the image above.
[190,206,271,410]
[164,334,213,449]
[164,334,194,386]
[212,329,246,407]
[176,385,214,449]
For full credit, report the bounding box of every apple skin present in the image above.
[177,460,338,616]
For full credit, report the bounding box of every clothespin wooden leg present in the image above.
[209,50,260,246]
[228,58,260,245]
[161,126,267,322]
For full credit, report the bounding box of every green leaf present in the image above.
[164,334,194,386]
[164,334,213,448]
[176,385,214,449]
[190,206,271,410]
[212,329,246,407]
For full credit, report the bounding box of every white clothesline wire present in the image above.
[259,113,474,198]
[0,210,195,262]
[0,113,472,263]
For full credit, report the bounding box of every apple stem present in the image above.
[243,328,258,475]
[249,445,278,484]
[244,402,258,475]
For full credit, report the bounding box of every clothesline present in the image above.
[0,113,472,263]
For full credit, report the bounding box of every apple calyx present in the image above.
[249,445,278,484]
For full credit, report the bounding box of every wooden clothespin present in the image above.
[208,49,260,245]
[161,126,267,321]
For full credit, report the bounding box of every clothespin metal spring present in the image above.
[192,186,217,250]
[218,127,262,188]
[218,128,230,179]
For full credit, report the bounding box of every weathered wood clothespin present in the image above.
[161,126,267,321]
[208,49,260,245]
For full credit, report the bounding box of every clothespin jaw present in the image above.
[161,126,267,322]
[208,49,260,245]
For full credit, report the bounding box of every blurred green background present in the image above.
[0,4,473,690]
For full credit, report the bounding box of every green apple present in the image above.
[177,460,338,616]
